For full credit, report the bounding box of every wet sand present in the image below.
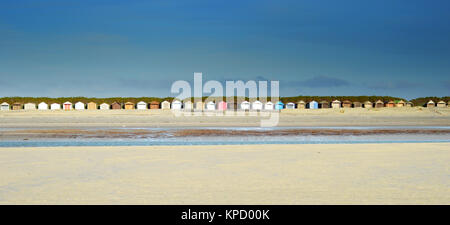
[0,107,449,128]
[1,128,450,140]
[0,143,449,204]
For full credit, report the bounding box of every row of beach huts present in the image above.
[0,99,448,111]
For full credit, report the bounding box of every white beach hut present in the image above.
[264,101,274,110]
[240,101,250,110]
[206,101,216,110]
[332,100,341,109]
[161,101,171,110]
[75,102,85,110]
[38,102,48,110]
[50,103,61,110]
[286,102,296,109]
[171,100,182,110]
[0,102,10,111]
[24,103,36,110]
[183,101,193,111]
[99,103,110,110]
[252,100,263,110]
[136,101,147,110]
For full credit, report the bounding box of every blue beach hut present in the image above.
[275,101,284,110]
[309,101,318,109]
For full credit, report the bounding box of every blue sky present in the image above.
[0,0,449,99]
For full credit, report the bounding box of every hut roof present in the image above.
[1,102,9,105]
[397,100,405,104]
[297,100,306,104]
[63,101,72,104]
[375,100,384,104]
[332,100,341,103]
[150,101,160,104]
[437,100,445,104]
[364,101,372,104]
[125,102,134,104]
[427,100,435,104]
[387,100,395,104]
[320,100,328,103]
[343,100,352,104]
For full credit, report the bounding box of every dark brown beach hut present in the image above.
[150,101,160,109]
[342,100,352,108]
[12,102,23,110]
[320,101,329,108]
[111,102,122,110]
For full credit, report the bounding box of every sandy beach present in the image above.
[0,107,449,128]
[0,143,449,204]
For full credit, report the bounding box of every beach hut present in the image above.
[171,100,182,110]
[331,100,341,109]
[252,100,263,110]
[427,100,435,108]
[342,100,352,108]
[87,102,97,110]
[111,102,122,110]
[0,102,9,110]
[50,103,60,110]
[99,103,110,110]
[396,100,405,107]
[437,101,446,108]
[39,102,49,110]
[264,101,274,110]
[63,102,72,110]
[195,101,204,110]
[217,101,227,110]
[353,102,362,108]
[385,101,395,108]
[184,101,193,110]
[320,101,329,109]
[24,103,36,110]
[363,101,373,108]
[297,101,306,109]
[161,101,170,110]
[375,100,384,108]
[136,101,147,110]
[124,102,135,110]
[150,101,160,109]
[75,102,85,110]
[275,101,284,110]
[206,101,216,110]
[406,102,413,107]
[286,102,295,109]
[308,101,318,109]
[240,101,250,110]
[12,102,23,110]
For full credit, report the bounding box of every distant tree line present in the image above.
[0,96,447,105]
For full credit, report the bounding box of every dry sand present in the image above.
[0,107,449,127]
[0,143,449,204]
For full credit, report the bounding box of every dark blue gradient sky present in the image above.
[1,0,449,99]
